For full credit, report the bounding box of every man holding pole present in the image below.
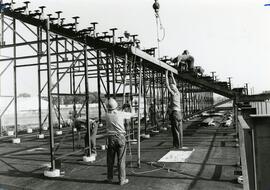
[165,71,183,149]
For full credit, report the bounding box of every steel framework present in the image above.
[2,1,267,171]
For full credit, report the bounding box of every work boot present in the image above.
[120,179,129,186]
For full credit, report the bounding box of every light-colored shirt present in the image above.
[106,110,136,135]
[171,91,181,111]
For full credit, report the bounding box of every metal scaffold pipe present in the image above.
[46,18,55,171]
[137,58,143,168]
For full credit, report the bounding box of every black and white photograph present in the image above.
[0,0,269,189]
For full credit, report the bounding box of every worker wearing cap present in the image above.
[165,71,183,149]
[105,98,136,185]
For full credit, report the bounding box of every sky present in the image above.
[0,0,270,96]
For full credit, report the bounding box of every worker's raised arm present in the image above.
[171,71,177,85]
[165,70,174,94]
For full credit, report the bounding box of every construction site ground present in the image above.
[0,113,243,190]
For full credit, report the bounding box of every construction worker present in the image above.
[105,98,136,185]
[172,50,194,72]
[149,99,159,130]
[165,71,183,149]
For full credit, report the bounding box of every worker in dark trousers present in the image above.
[149,99,159,130]
[105,98,136,185]
[172,50,194,72]
[165,71,183,149]
[84,118,98,159]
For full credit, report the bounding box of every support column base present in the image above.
[27,128,33,134]
[55,131,62,136]
[83,155,96,162]
[151,130,159,134]
[130,139,137,145]
[7,131,14,136]
[141,134,150,139]
[44,169,60,178]
[37,134,45,139]
[100,145,106,150]
[161,127,167,131]
[12,138,21,144]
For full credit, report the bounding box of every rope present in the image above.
[155,13,166,61]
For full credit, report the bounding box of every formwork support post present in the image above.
[84,41,91,157]
[13,18,18,138]
[56,35,61,130]
[46,19,55,170]
[143,65,147,134]
[137,59,142,168]
[37,26,42,134]
[97,50,102,123]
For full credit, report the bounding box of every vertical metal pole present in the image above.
[161,73,165,124]
[188,84,191,116]
[152,70,156,128]
[137,59,142,168]
[129,58,133,102]
[129,57,134,140]
[112,51,116,98]
[106,53,110,99]
[0,9,2,136]
[46,19,55,170]
[71,40,75,151]
[122,53,128,105]
[266,101,268,114]
[181,81,185,118]
[56,35,61,130]
[37,26,42,134]
[97,50,102,122]
[72,41,76,118]
[13,18,18,138]
[143,65,147,134]
[84,41,91,156]
[0,4,4,46]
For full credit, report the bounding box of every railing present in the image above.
[238,106,270,190]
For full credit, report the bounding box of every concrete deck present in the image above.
[0,115,243,190]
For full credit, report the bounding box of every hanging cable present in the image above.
[153,0,166,60]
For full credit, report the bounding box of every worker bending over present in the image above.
[165,71,183,149]
[105,98,136,185]
[172,50,194,72]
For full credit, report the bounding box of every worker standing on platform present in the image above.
[172,50,194,72]
[105,98,136,185]
[165,71,183,149]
